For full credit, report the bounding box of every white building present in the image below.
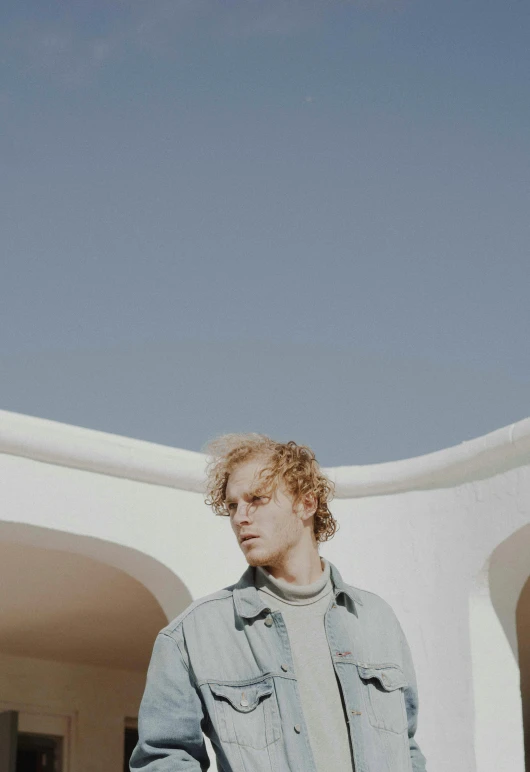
[1,408,529,772]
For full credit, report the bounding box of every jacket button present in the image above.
[264,616,273,627]
[294,724,301,733]
[281,663,289,672]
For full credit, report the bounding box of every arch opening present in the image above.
[0,522,192,772]
[470,523,530,772]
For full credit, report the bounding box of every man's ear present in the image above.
[298,493,317,521]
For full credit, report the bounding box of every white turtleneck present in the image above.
[255,558,354,772]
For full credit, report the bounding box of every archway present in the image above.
[0,521,192,620]
[0,522,193,772]
[516,575,530,769]
[470,523,530,772]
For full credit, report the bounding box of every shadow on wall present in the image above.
[470,523,530,772]
[0,520,193,620]
[517,575,530,770]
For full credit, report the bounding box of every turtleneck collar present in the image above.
[255,557,332,605]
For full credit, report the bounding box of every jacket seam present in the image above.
[158,632,192,675]
[163,592,234,634]
[196,672,297,688]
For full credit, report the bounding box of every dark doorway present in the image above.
[16,734,62,772]
[123,726,138,772]
[0,712,18,772]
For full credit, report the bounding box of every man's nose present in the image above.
[233,501,252,523]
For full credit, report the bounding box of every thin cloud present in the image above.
[4,18,119,86]
[3,0,389,87]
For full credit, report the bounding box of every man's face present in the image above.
[224,457,307,568]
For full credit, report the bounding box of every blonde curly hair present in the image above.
[203,433,338,543]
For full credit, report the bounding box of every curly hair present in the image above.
[203,433,338,543]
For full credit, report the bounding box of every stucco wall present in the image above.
[323,466,530,772]
[0,452,236,610]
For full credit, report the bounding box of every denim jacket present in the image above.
[131,561,427,772]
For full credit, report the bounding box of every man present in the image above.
[130,434,427,772]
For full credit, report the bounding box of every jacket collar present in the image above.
[232,560,363,620]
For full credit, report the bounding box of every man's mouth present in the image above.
[240,535,259,544]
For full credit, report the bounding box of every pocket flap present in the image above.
[357,664,407,691]
[209,679,274,712]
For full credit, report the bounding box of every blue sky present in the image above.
[1,0,529,465]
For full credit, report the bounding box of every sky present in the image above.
[1,0,529,466]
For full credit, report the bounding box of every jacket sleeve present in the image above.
[130,631,210,771]
[397,619,427,772]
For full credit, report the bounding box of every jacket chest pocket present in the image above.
[357,663,408,734]
[209,678,281,750]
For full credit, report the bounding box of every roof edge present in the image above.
[329,416,530,497]
[0,410,205,493]
[1,410,529,499]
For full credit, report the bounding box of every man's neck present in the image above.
[262,550,323,585]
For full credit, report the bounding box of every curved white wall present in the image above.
[335,470,530,772]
